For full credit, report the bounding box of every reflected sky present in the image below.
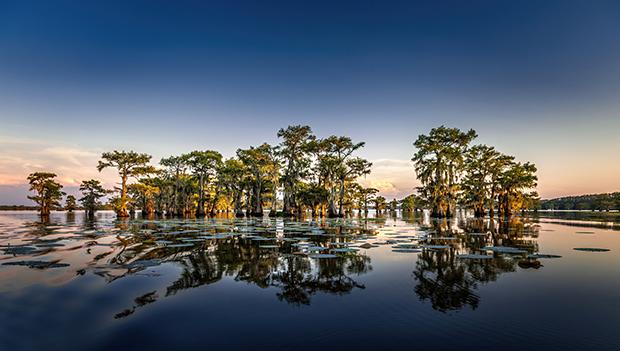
[1,211,620,350]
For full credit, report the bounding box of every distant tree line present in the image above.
[24,125,539,219]
[539,193,620,211]
[0,205,40,211]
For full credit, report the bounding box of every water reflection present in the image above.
[2,211,620,350]
[0,210,607,318]
[406,215,541,312]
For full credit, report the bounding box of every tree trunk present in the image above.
[196,174,205,217]
[283,182,294,216]
[209,190,219,216]
[251,179,263,216]
[117,175,129,217]
[269,192,277,217]
[337,180,345,217]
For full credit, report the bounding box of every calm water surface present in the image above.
[1,211,619,350]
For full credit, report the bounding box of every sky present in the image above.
[1,0,619,205]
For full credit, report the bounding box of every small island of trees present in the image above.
[25,125,539,219]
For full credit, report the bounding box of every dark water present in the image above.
[1,211,619,351]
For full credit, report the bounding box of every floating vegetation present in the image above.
[575,231,595,235]
[456,254,493,260]
[422,245,450,250]
[1,246,40,255]
[2,260,70,269]
[392,243,419,249]
[528,254,562,259]
[251,237,273,241]
[358,243,377,249]
[481,246,527,254]
[307,246,329,251]
[35,242,65,248]
[126,260,161,268]
[166,243,195,248]
[332,248,359,253]
[392,248,422,253]
[309,254,338,259]
[573,248,610,252]
[180,238,205,242]
[518,260,542,269]
[291,243,310,247]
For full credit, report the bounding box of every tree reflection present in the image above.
[412,215,540,312]
[102,221,373,317]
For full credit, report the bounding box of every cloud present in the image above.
[40,147,99,167]
[0,136,114,188]
[1,139,422,205]
[358,158,419,199]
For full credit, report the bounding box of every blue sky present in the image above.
[1,0,619,204]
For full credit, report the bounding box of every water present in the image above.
[1,211,619,351]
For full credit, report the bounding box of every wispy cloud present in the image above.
[0,136,114,187]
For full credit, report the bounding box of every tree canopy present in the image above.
[413,126,537,218]
[25,124,538,219]
[27,172,65,216]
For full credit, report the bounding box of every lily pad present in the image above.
[528,253,562,259]
[291,243,310,247]
[251,237,273,241]
[34,242,65,248]
[423,245,450,250]
[481,246,527,254]
[166,243,195,248]
[393,243,419,249]
[392,248,422,253]
[2,260,70,269]
[307,246,329,251]
[573,248,610,252]
[358,243,376,249]
[457,254,493,260]
[332,248,359,253]
[2,246,40,255]
[309,254,338,259]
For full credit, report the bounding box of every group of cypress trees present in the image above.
[25,125,538,219]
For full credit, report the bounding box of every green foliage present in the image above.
[412,126,537,217]
[412,126,477,217]
[27,172,65,216]
[98,150,154,217]
[313,136,371,217]
[23,125,543,220]
[184,150,223,215]
[218,158,249,216]
[277,125,316,215]
[237,143,278,216]
[297,183,329,216]
[79,179,108,216]
[400,194,423,213]
[65,195,77,212]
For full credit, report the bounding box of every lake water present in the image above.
[1,211,619,351]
